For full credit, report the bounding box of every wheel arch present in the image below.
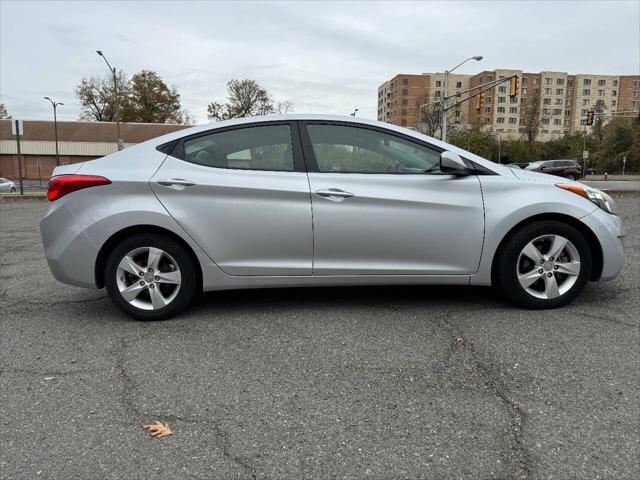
[95,225,203,290]
[490,212,604,285]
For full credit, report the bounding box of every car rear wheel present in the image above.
[10,187,16,193]
[104,234,198,320]
[495,220,592,309]
[567,174,576,181]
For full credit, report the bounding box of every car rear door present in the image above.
[150,122,313,276]
[299,121,485,276]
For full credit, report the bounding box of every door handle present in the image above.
[314,188,355,200]
[156,178,196,187]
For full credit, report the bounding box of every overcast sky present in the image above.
[1,0,639,124]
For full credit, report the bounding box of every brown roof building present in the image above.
[0,120,189,180]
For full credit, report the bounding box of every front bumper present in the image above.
[581,207,625,281]
[40,199,99,289]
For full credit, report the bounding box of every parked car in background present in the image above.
[0,177,17,193]
[525,159,582,180]
[585,167,596,175]
[40,115,623,320]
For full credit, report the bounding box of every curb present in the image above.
[0,193,47,202]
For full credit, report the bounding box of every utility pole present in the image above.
[44,97,63,166]
[96,50,123,150]
[15,120,24,195]
[441,55,483,142]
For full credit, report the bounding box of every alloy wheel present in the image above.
[517,234,581,300]
[116,246,181,310]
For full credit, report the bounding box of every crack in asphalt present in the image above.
[111,333,259,480]
[0,367,111,377]
[577,311,639,328]
[435,313,532,480]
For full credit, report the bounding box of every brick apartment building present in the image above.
[378,70,640,141]
[0,120,189,180]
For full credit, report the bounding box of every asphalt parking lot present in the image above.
[1,197,639,479]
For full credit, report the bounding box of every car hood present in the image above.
[510,167,571,185]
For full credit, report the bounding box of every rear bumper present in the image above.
[40,199,99,289]
[581,207,625,281]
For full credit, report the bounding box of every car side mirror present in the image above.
[440,151,470,175]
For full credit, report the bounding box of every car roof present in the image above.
[143,114,511,176]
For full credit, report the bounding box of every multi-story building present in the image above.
[377,74,430,127]
[378,70,640,141]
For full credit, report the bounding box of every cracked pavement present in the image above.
[1,196,638,479]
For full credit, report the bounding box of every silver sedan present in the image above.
[40,115,624,320]
[0,177,17,193]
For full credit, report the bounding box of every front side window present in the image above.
[306,124,442,174]
[182,125,294,171]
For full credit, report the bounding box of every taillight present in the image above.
[47,174,111,201]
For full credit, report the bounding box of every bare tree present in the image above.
[276,100,294,114]
[519,87,543,155]
[74,71,129,122]
[207,79,276,121]
[414,95,442,137]
[592,99,606,144]
[0,102,9,119]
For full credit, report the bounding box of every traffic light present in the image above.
[509,76,519,97]
[586,110,595,126]
[474,94,484,110]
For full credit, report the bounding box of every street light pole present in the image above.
[96,50,122,150]
[441,55,483,142]
[44,97,63,166]
[351,108,359,117]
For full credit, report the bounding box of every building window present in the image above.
[544,88,552,95]
[613,79,618,86]
[567,89,573,96]
[598,90,605,96]
[564,119,571,126]
[509,107,518,113]
[581,109,588,115]
[455,110,461,117]
[402,88,408,96]
[543,108,550,115]
[555,98,563,105]
[554,109,562,115]
[497,117,505,123]
[499,86,507,93]
[633,80,640,88]
[543,98,551,105]
[435,90,441,97]
[554,119,561,125]
[485,117,491,123]
[533,78,538,84]
[522,77,528,84]
[497,106,505,113]
[611,100,616,107]
[556,88,564,95]
[402,109,407,115]
[597,79,606,86]
[544,77,552,85]
[456,81,462,88]
[556,78,565,85]
[435,80,442,87]
[583,79,591,86]
[510,97,518,104]
[485,106,491,113]
[612,90,617,96]
[582,99,589,106]
[522,87,528,95]
[498,96,506,103]
[485,96,492,103]
[402,99,408,105]
[508,117,517,124]
[403,78,409,86]
[565,109,571,116]
[541,118,550,125]
[633,90,639,97]
[583,89,590,96]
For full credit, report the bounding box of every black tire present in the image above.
[10,187,16,193]
[104,233,198,320]
[567,174,576,181]
[495,220,592,309]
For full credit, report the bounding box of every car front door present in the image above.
[300,122,485,275]
[150,122,313,276]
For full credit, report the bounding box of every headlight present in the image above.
[556,183,616,215]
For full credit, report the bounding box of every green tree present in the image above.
[0,102,9,119]
[125,70,183,123]
[207,79,278,121]
[519,88,543,158]
[595,117,638,173]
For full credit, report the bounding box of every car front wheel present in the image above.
[104,233,198,320]
[10,187,16,193]
[567,173,576,181]
[495,220,592,309]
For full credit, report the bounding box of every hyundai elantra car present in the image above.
[40,115,624,320]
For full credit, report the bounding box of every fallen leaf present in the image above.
[143,421,173,438]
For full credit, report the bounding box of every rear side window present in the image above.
[182,125,294,171]
[306,124,441,174]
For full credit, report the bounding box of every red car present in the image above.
[525,159,582,180]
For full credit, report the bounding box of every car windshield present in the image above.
[525,161,545,170]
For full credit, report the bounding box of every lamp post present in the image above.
[44,97,63,166]
[96,50,123,150]
[442,55,483,142]
[351,108,359,117]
